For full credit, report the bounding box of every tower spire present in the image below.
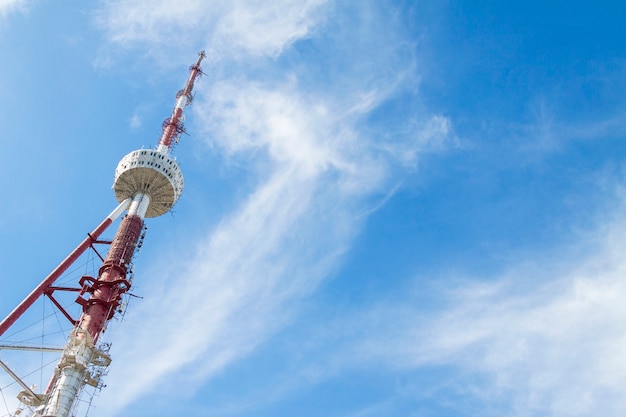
[157,50,206,153]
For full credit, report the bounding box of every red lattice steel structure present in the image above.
[0,51,205,417]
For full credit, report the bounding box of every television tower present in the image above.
[0,51,206,417]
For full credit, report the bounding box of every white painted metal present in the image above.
[107,197,131,221]
[112,149,184,217]
[175,94,188,109]
[157,143,170,154]
[0,359,42,405]
[128,193,151,219]
[0,344,63,353]
[34,329,106,417]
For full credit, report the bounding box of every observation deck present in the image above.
[112,149,184,218]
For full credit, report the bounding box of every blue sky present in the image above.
[1,1,626,416]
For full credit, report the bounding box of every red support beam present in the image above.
[45,292,78,326]
[0,216,114,338]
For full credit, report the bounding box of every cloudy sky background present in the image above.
[1,1,626,416]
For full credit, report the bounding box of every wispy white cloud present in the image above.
[206,0,328,60]
[95,0,328,65]
[300,190,626,417]
[128,113,141,129]
[487,93,626,169]
[91,1,457,415]
[100,77,453,416]
[104,166,345,398]
[0,0,30,18]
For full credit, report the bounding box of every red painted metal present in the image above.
[76,214,143,342]
[0,217,113,339]
[44,292,78,326]
[158,51,205,149]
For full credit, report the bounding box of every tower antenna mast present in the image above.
[158,50,206,152]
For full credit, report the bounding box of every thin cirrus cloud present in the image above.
[100,74,453,417]
[0,0,29,18]
[93,0,454,414]
[299,196,626,417]
[95,0,329,64]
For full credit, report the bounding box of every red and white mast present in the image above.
[0,51,205,417]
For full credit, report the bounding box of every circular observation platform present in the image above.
[113,149,184,218]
